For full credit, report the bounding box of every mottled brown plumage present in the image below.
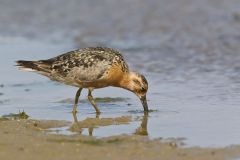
[16,47,148,114]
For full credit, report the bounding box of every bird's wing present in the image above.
[50,47,128,82]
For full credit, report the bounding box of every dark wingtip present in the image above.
[15,60,37,69]
[15,60,24,66]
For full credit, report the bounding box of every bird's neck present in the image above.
[118,71,134,92]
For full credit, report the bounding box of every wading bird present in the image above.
[16,47,148,114]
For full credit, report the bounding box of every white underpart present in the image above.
[18,67,36,72]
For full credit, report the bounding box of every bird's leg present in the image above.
[95,112,100,119]
[72,88,83,115]
[88,88,101,114]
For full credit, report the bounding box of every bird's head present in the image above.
[121,72,149,112]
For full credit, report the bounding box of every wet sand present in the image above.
[0,118,240,160]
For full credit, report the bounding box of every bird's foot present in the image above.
[72,109,78,115]
[72,110,78,123]
[95,111,101,118]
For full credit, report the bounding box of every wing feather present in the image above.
[50,47,128,83]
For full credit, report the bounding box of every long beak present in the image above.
[140,95,149,112]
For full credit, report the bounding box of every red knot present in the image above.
[16,47,148,114]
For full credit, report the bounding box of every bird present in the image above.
[16,47,148,114]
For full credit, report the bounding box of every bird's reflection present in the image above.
[72,112,100,123]
[72,112,99,136]
[134,112,148,136]
[71,112,148,136]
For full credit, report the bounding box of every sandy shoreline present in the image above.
[0,118,240,160]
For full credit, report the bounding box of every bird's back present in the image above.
[17,47,129,87]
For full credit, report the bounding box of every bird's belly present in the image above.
[75,80,110,89]
[51,75,109,89]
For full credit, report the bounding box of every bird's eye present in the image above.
[140,86,146,92]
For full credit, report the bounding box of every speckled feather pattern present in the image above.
[37,47,129,86]
[16,47,149,112]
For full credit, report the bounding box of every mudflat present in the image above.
[0,118,240,160]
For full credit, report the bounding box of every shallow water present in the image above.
[0,40,240,147]
[1,0,240,148]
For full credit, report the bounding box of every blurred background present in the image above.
[0,0,239,50]
[1,0,240,147]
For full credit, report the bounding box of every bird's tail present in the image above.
[16,60,53,77]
